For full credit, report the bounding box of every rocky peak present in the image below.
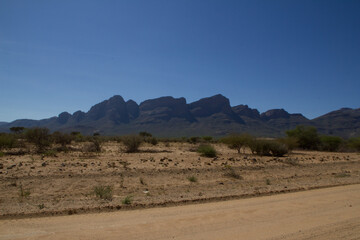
[139,96,195,122]
[232,105,260,119]
[126,100,139,120]
[189,94,233,118]
[57,112,71,124]
[86,95,129,123]
[72,111,86,122]
[261,109,290,120]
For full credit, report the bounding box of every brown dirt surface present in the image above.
[0,141,359,219]
[0,184,359,240]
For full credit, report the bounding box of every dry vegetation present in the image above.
[1,137,360,218]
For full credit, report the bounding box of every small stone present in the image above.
[7,164,16,170]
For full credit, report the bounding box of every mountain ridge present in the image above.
[0,94,358,138]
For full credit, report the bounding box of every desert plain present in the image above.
[0,141,359,219]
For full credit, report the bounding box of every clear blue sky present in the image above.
[1,0,359,122]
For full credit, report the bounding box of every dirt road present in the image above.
[1,184,359,240]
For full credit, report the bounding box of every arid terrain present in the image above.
[1,184,359,240]
[1,141,359,219]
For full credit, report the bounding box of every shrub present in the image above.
[269,141,289,157]
[122,195,133,205]
[25,127,51,152]
[71,132,86,142]
[19,184,30,199]
[249,139,288,157]
[187,176,198,182]
[94,185,112,200]
[188,136,200,144]
[122,135,143,153]
[143,136,158,145]
[139,131,152,137]
[0,133,16,150]
[83,138,102,153]
[149,137,158,145]
[43,149,57,157]
[286,125,320,150]
[202,136,213,142]
[348,137,360,152]
[197,144,217,157]
[224,166,242,179]
[221,134,253,153]
[52,131,73,148]
[277,137,298,151]
[320,135,343,152]
[249,139,272,156]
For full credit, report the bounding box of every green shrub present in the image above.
[19,184,30,199]
[71,132,86,142]
[188,136,200,144]
[197,144,217,157]
[94,185,112,200]
[25,127,51,152]
[348,137,360,152]
[221,134,253,153]
[43,149,57,157]
[0,133,16,150]
[320,135,343,152]
[122,195,133,205]
[286,125,320,150]
[202,136,213,142]
[122,135,143,153]
[187,176,198,182]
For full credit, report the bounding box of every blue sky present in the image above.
[1,0,359,122]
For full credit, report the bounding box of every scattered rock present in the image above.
[7,164,16,170]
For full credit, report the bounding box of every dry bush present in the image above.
[122,135,143,153]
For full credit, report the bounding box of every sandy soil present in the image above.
[0,142,360,218]
[0,184,359,240]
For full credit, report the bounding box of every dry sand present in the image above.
[0,184,359,240]
[0,142,360,218]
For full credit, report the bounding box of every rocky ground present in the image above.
[0,142,359,218]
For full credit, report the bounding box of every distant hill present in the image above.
[0,122,8,126]
[0,94,359,138]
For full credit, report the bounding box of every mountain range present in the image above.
[1,94,359,138]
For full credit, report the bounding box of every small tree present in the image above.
[221,133,253,154]
[286,125,320,150]
[10,126,25,135]
[25,127,51,152]
[139,131,152,138]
